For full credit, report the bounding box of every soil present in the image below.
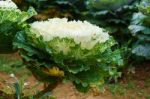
[0,71,113,99]
[52,62,150,99]
[0,54,150,99]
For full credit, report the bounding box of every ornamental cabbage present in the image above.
[14,18,123,92]
[0,0,36,53]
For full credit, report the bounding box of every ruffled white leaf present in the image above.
[31,18,110,50]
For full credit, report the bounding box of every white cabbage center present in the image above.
[31,18,109,50]
[0,0,17,9]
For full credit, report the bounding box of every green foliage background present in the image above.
[129,0,150,59]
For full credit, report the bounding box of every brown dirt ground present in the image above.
[0,54,150,99]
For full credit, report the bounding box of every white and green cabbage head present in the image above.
[30,18,110,55]
[0,0,36,53]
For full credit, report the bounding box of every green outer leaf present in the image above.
[139,0,150,16]
[74,83,90,93]
[130,12,146,25]
[129,25,150,36]
[132,43,150,59]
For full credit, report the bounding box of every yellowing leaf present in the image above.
[44,67,64,77]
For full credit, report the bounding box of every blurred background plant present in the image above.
[0,1,36,54]
[129,0,150,60]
